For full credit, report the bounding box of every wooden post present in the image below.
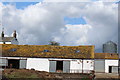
[82,59,83,73]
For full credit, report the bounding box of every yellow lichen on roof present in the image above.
[1,44,94,59]
[105,53,119,59]
[94,53,105,59]
[95,53,119,59]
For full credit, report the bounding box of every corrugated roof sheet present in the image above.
[1,44,94,59]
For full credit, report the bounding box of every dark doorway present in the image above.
[56,61,63,71]
[109,66,112,73]
[8,59,19,69]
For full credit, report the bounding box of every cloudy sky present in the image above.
[0,0,119,52]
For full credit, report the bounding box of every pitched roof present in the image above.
[95,53,119,59]
[1,44,94,59]
[0,37,16,42]
[104,41,117,45]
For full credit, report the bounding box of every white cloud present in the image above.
[53,24,92,46]
[43,0,91,2]
[98,0,119,2]
[1,0,119,2]
[0,3,3,27]
[1,1,118,52]
[43,0,119,2]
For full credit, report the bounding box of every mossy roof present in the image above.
[95,53,119,59]
[0,44,94,59]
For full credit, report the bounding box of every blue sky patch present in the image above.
[64,17,87,25]
[3,2,39,9]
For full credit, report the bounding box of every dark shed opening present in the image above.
[56,61,63,72]
[8,59,19,69]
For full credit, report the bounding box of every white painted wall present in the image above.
[0,42,3,44]
[70,59,82,72]
[105,59,118,73]
[26,58,49,72]
[0,57,94,73]
[0,40,18,44]
[6,42,11,44]
[26,58,94,73]
[70,59,94,73]
[83,60,94,71]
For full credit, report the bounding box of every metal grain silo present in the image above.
[103,41,117,53]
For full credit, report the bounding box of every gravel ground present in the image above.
[2,69,94,80]
[94,73,120,80]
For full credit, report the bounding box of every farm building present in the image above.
[0,30,19,45]
[94,53,119,73]
[0,44,94,73]
[0,44,119,73]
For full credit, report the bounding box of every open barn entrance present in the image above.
[8,59,19,69]
[109,66,118,73]
[109,66,112,73]
[56,61,63,72]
